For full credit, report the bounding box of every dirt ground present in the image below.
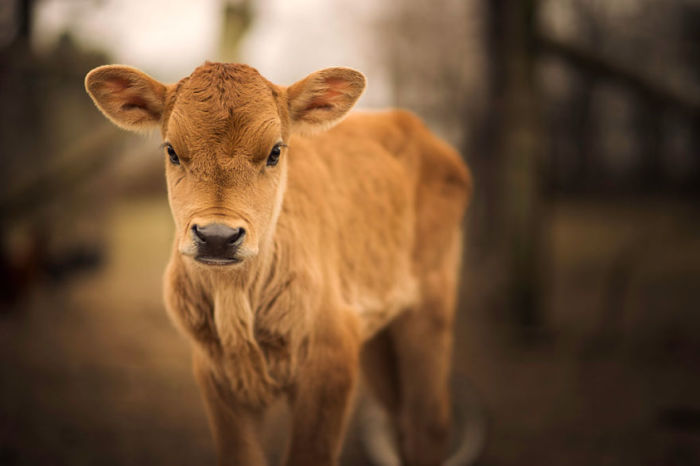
[1,196,699,465]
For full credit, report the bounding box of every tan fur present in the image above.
[85,62,472,466]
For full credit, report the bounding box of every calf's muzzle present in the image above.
[191,223,246,265]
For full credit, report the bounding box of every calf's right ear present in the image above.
[85,65,168,132]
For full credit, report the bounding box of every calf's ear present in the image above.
[286,67,366,135]
[85,65,168,132]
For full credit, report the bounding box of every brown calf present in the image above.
[85,62,471,466]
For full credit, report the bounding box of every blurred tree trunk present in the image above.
[219,0,252,63]
[481,0,545,329]
[18,0,32,44]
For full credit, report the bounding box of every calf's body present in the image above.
[85,62,471,466]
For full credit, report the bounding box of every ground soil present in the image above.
[1,196,698,465]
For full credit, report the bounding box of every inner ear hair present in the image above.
[287,67,366,135]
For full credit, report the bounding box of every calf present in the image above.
[85,62,471,466]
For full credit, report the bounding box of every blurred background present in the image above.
[1,0,699,464]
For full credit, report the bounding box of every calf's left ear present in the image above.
[85,65,168,132]
[286,67,366,135]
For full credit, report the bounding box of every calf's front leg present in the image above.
[193,352,267,466]
[285,328,360,466]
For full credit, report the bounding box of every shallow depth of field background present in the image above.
[1,0,699,465]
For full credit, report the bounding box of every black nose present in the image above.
[191,223,245,263]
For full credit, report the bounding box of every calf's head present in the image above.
[85,63,365,266]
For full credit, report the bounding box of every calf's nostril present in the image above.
[192,224,207,243]
[228,228,246,245]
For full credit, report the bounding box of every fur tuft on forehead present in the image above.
[163,62,282,143]
[179,62,276,111]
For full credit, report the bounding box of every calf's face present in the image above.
[85,62,365,267]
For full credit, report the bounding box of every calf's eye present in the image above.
[267,144,282,167]
[165,144,180,165]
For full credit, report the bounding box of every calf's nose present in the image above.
[192,223,246,259]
